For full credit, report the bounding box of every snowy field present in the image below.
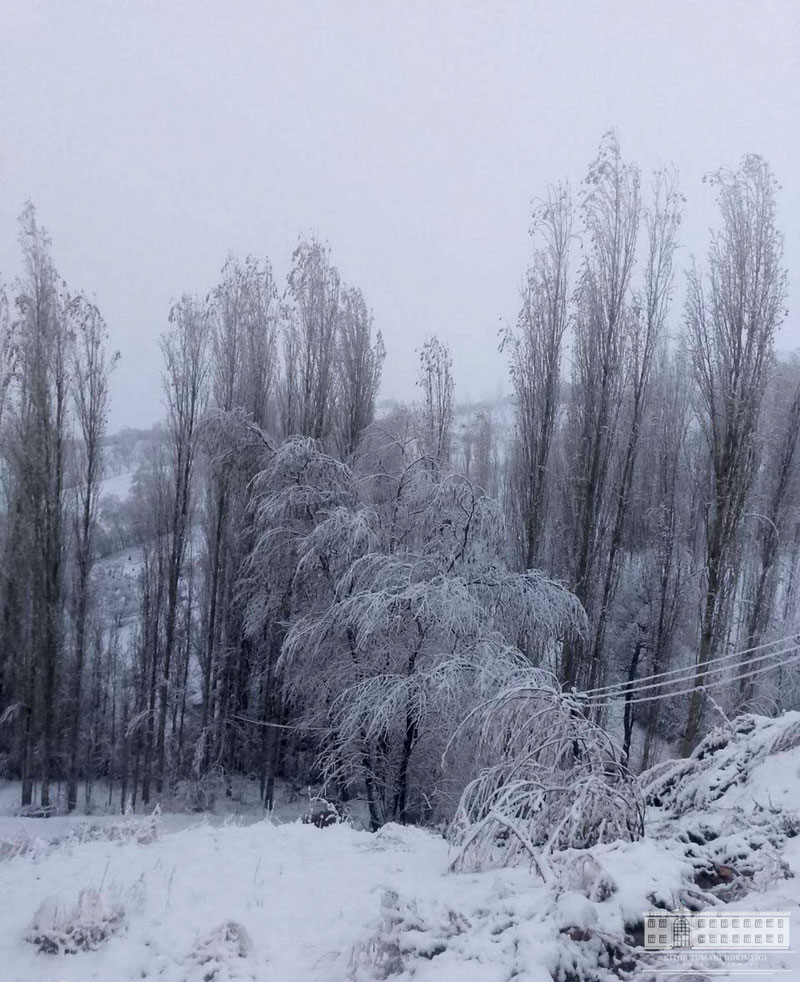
[0,815,674,982]
[3,714,800,982]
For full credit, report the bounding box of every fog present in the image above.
[1,0,798,429]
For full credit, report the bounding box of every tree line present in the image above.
[0,131,794,824]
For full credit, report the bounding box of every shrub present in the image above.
[187,920,252,980]
[27,888,125,954]
[448,678,643,873]
[302,796,344,828]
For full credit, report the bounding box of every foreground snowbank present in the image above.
[0,812,689,982]
[2,713,800,981]
[0,819,448,981]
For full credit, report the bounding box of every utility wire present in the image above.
[574,638,800,704]
[578,632,800,698]
[577,645,800,711]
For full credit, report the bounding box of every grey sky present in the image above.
[1,0,798,431]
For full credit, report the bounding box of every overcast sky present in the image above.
[1,0,798,431]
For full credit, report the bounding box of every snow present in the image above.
[3,714,800,981]
[0,814,769,981]
[1,809,634,982]
[0,818,458,982]
[98,469,135,501]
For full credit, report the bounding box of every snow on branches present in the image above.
[447,678,644,873]
[245,434,597,836]
[239,433,642,862]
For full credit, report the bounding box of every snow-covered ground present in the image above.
[98,469,136,502]
[3,714,800,981]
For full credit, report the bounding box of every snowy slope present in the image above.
[2,714,800,981]
[98,469,136,501]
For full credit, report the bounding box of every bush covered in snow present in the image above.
[185,920,253,981]
[70,815,160,846]
[448,678,644,872]
[302,795,346,828]
[26,887,126,954]
[349,888,470,981]
[1,815,159,868]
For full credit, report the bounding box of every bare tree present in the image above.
[738,362,800,709]
[504,184,572,568]
[10,205,73,808]
[587,167,681,691]
[239,257,280,430]
[639,348,691,768]
[560,133,641,689]
[682,156,786,753]
[469,411,498,497]
[66,296,117,811]
[0,281,21,767]
[416,335,453,468]
[275,440,583,828]
[200,256,278,765]
[337,286,384,458]
[155,295,210,793]
[281,237,341,442]
[0,283,17,428]
[131,464,169,807]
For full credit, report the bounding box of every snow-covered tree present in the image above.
[448,675,643,873]
[263,439,584,828]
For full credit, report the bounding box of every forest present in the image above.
[0,132,795,860]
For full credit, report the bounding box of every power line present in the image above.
[579,632,800,699]
[577,645,800,711]
[574,638,800,705]
[231,713,329,734]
